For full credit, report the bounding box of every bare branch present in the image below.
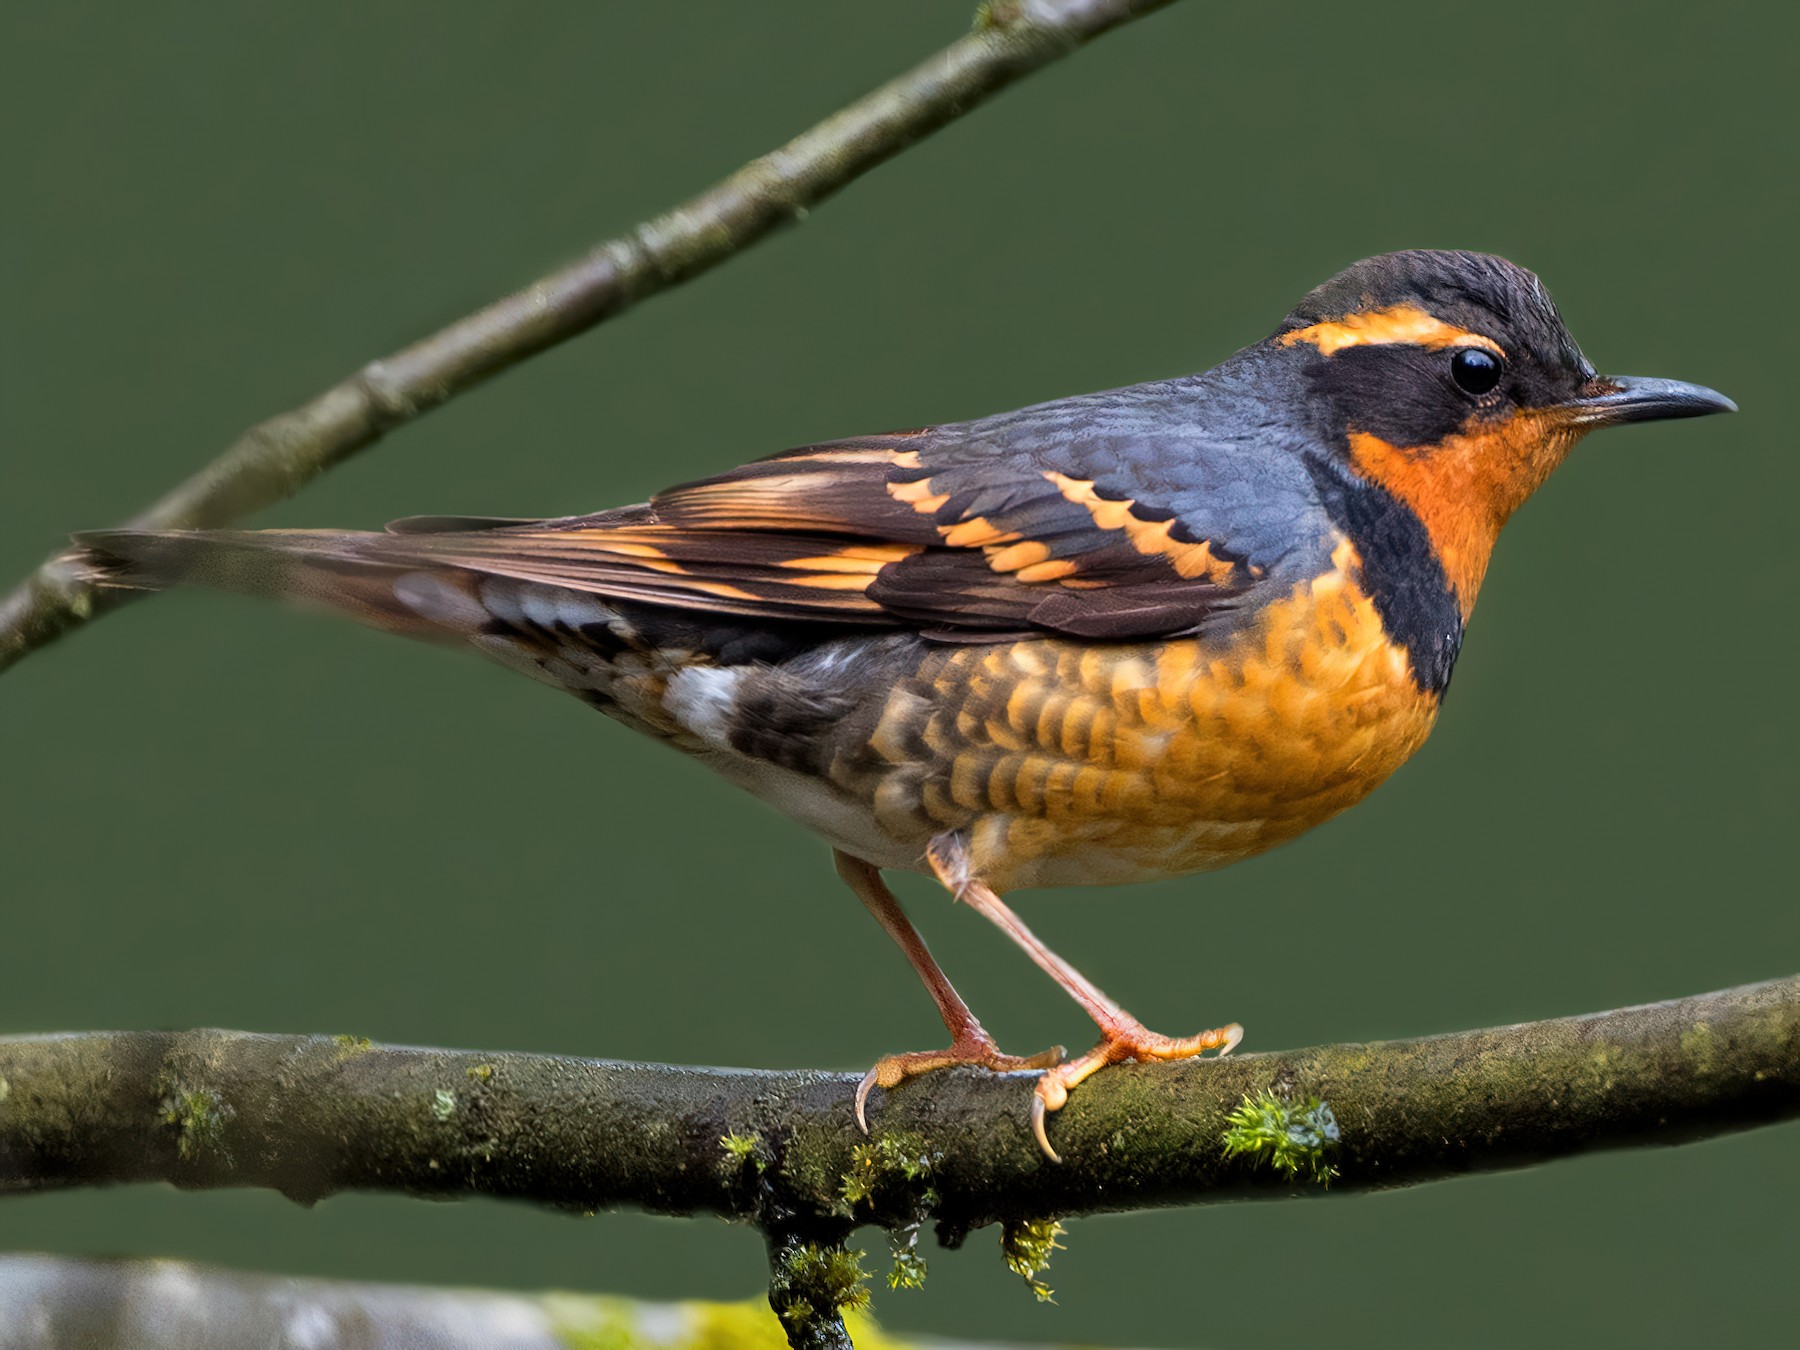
[0,0,1179,676]
[3,977,1793,1232]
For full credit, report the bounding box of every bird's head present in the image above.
[1273,249,1734,615]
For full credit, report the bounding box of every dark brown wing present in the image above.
[377,433,1262,639]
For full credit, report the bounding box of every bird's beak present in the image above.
[1554,375,1737,429]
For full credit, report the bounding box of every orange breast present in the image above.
[855,542,1439,891]
[1346,412,1577,619]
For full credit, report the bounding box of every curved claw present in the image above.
[1028,1019,1243,1162]
[854,1067,880,1135]
[854,1037,1064,1135]
[1030,1093,1062,1164]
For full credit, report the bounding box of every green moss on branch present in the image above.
[1,977,1793,1233]
[4,978,1795,1349]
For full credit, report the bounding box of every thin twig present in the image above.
[0,0,1179,676]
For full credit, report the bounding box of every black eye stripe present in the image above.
[1305,341,1512,448]
[1450,347,1503,396]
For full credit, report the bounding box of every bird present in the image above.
[79,250,1734,1160]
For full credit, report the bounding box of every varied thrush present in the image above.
[82,250,1734,1159]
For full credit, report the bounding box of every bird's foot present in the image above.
[856,1033,1064,1133]
[1031,1017,1243,1161]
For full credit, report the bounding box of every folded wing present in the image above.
[84,426,1272,642]
[376,431,1263,640]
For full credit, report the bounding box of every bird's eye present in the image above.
[1450,347,1503,396]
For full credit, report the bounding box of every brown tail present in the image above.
[73,528,477,639]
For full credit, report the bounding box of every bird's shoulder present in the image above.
[907,362,1337,579]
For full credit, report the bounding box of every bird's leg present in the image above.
[835,849,1063,1133]
[926,837,1241,1161]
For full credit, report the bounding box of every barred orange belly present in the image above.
[856,544,1439,890]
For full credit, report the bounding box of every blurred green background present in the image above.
[3,3,1794,1346]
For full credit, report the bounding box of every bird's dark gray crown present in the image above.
[1278,249,1595,383]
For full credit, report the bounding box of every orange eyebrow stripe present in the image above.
[1280,304,1505,358]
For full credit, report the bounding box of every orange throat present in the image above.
[1347,411,1582,618]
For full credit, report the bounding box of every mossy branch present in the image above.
[0,0,1179,677]
[5,977,1794,1347]
[3,977,1793,1227]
